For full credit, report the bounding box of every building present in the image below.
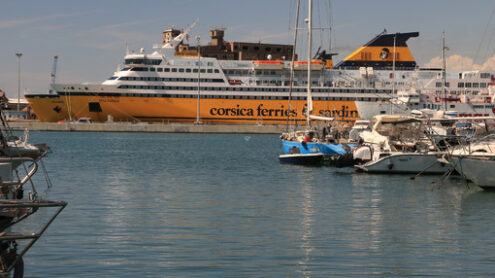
[163,28,295,61]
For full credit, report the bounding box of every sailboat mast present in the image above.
[306,0,313,126]
[391,33,396,114]
[287,0,301,127]
[442,31,447,111]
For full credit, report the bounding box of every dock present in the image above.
[6,121,288,134]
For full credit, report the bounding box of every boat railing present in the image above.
[0,200,67,275]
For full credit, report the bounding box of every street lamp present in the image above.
[195,36,201,124]
[16,53,22,111]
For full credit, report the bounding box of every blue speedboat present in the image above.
[279,129,356,165]
[279,152,324,165]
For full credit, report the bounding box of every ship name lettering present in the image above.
[318,105,359,118]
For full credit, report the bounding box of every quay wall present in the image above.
[6,121,289,134]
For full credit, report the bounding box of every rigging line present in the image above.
[288,0,295,32]
[484,22,495,62]
[328,0,333,51]
[474,6,495,65]
[287,0,301,128]
[316,0,324,50]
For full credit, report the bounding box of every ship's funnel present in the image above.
[334,31,419,70]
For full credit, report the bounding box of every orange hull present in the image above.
[57,95,360,124]
[25,95,73,122]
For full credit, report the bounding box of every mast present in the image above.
[391,33,396,114]
[442,31,447,111]
[287,0,300,128]
[306,0,313,126]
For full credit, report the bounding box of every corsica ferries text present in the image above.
[209,104,358,119]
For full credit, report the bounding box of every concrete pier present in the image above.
[7,121,289,134]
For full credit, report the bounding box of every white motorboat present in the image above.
[442,135,495,188]
[353,115,452,174]
[355,151,450,174]
[448,154,495,189]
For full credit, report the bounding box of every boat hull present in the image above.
[279,153,324,165]
[25,94,72,122]
[58,93,360,124]
[450,156,495,188]
[355,153,451,174]
[282,140,354,155]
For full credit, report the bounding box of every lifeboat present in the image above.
[253,60,284,70]
[294,60,324,70]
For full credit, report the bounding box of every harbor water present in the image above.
[20,132,495,277]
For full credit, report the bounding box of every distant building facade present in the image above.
[163,28,295,61]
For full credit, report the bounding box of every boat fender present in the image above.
[387,161,394,170]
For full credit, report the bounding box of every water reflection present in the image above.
[20,132,495,277]
[298,176,314,277]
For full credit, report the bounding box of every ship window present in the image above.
[150,68,155,72]
[473,83,479,88]
[172,68,177,72]
[207,69,213,73]
[107,76,118,80]
[200,69,206,73]
[186,68,191,73]
[193,69,198,73]
[158,68,163,72]
[164,68,170,72]
[179,68,184,72]
[480,82,487,88]
[214,69,219,73]
[88,102,102,112]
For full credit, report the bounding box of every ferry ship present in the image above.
[356,71,495,119]
[26,24,491,123]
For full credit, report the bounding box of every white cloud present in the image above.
[425,54,495,71]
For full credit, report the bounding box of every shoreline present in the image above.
[6,121,289,134]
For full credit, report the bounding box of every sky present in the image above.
[1,0,495,99]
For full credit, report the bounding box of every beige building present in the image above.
[163,28,295,61]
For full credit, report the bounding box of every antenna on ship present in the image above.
[49,55,58,95]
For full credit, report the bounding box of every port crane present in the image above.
[49,55,58,94]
